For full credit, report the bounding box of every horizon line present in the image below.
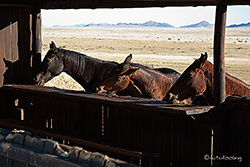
[42,20,250,28]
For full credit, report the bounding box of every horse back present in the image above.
[225,74,250,97]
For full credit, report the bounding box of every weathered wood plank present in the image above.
[39,0,250,9]
[2,84,214,115]
[0,84,215,166]
[0,119,147,159]
[31,0,42,78]
[1,0,250,9]
[213,0,227,106]
[0,8,32,87]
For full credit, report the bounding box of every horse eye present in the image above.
[189,71,196,77]
[50,53,56,58]
[47,54,52,59]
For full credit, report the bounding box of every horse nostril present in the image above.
[172,99,180,104]
[97,86,107,94]
[96,87,101,92]
[165,93,179,104]
[38,80,44,86]
[33,76,39,83]
[166,98,174,104]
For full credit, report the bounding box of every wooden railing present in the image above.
[4,84,248,166]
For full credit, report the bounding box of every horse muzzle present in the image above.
[96,85,107,94]
[165,93,180,104]
[33,73,45,86]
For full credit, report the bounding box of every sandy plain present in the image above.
[42,27,250,90]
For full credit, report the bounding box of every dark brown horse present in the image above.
[34,41,119,92]
[35,42,178,95]
[96,54,180,100]
[164,52,250,105]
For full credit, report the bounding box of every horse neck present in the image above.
[131,68,177,100]
[83,56,117,87]
[60,49,115,91]
[225,74,250,96]
[202,61,250,97]
[197,61,214,105]
[59,49,86,84]
[201,61,214,93]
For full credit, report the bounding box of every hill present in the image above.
[141,21,174,27]
[180,20,213,28]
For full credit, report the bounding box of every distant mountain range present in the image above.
[227,22,250,28]
[117,21,174,27]
[49,20,250,28]
[53,21,174,28]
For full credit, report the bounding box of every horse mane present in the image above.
[58,48,117,64]
[58,48,87,77]
[225,72,250,96]
[226,72,249,86]
[127,62,179,100]
[204,60,249,86]
[58,48,119,76]
[203,60,250,96]
[128,62,180,77]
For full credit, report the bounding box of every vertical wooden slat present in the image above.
[213,0,227,106]
[0,8,11,86]
[1,85,215,166]
[19,9,33,84]
[0,7,32,86]
[31,0,41,79]
[213,4,227,165]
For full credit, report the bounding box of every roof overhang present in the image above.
[1,0,250,9]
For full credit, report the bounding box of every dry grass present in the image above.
[42,27,250,90]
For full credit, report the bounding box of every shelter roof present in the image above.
[1,0,250,9]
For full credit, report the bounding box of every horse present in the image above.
[34,41,119,92]
[35,41,178,95]
[96,54,180,100]
[164,52,250,105]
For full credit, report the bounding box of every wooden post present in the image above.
[213,4,227,166]
[213,0,227,106]
[31,0,41,80]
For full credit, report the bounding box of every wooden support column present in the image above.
[213,3,227,166]
[213,0,227,106]
[31,0,41,80]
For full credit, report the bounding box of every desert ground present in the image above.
[42,27,250,91]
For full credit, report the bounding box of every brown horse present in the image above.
[34,41,119,92]
[96,54,180,100]
[35,42,178,95]
[164,52,250,105]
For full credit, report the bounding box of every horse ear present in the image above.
[50,41,57,51]
[199,52,208,66]
[124,54,132,63]
[122,66,139,76]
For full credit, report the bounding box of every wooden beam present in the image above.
[213,0,227,106]
[31,0,42,80]
[0,119,156,158]
[40,0,250,9]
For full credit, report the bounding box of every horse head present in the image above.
[164,53,209,105]
[96,54,139,94]
[34,41,64,85]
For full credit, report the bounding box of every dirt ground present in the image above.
[41,27,250,90]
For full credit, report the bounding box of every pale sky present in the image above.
[42,5,250,27]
